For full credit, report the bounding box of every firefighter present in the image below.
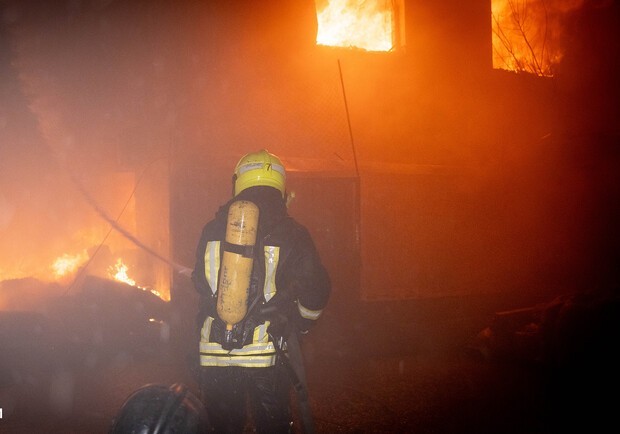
[191,149,331,434]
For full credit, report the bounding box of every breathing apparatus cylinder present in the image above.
[217,200,259,349]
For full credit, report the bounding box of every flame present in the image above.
[108,257,164,300]
[52,251,88,279]
[315,0,396,51]
[109,258,136,286]
[491,0,585,76]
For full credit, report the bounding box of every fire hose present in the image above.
[60,168,191,297]
[68,171,191,277]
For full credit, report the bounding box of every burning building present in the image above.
[0,0,619,431]
[1,0,618,305]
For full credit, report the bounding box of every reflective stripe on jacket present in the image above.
[199,316,277,367]
[203,241,280,301]
[199,242,282,367]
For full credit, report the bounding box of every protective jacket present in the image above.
[192,186,331,368]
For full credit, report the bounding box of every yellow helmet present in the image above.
[233,149,286,197]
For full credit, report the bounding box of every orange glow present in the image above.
[0,168,170,301]
[492,0,585,76]
[315,0,397,51]
[52,251,88,279]
[0,172,140,284]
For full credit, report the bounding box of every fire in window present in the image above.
[491,0,585,76]
[315,0,405,52]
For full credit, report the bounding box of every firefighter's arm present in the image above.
[287,232,331,333]
[294,265,331,333]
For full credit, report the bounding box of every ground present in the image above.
[0,290,614,433]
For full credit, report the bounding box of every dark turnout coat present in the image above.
[191,186,331,367]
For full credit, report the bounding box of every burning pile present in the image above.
[49,249,164,301]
